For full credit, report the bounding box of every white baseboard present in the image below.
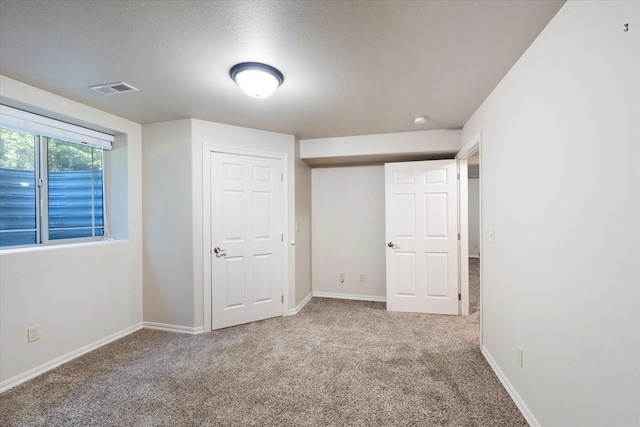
[312,291,386,303]
[481,346,538,427]
[288,292,313,315]
[143,322,204,335]
[0,323,143,394]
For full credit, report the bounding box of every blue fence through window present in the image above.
[0,167,103,246]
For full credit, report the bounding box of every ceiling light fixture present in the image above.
[414,116,428,125]
[230,62,284,98]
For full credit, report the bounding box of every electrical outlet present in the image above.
[28,326,40,343]
[339,273,345,283]
[516,346,524,367]
[360,274,365,282]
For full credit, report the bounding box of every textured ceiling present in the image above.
[0,0,565,139]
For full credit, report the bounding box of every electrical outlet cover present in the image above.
[28,326,40,343]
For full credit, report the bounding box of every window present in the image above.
[0,106,113,248]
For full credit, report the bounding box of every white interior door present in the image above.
[210,151,284,329]
[385,159,459,315]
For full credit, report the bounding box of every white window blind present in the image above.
[0,105,114,150]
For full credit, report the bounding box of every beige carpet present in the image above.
[1,258,526,426]
[469,257,480,315]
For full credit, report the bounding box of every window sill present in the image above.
[0,238,127,255]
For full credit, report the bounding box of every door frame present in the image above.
[202,144,290,332]
[456,132,481,325]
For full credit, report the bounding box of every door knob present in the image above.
[387,242,395,247]
[213,247,227,257]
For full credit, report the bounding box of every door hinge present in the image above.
[281,234,284,242]
[281,172,284,181]
[457,233,461,240]
[282,295,284,303]
[458,293,462,301]
[457,173,460,180]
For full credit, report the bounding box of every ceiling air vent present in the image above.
[90,81,139,95]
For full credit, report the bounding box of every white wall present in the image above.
[0,76,143,390]
[312,165,386,300]
[301,129,461,165]
[462,2,639,426]
[295,139,312,309]
[468,178,480,258]
[142,119,297,330]
[142,120,195,329]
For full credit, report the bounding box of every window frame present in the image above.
[0,106,113,249]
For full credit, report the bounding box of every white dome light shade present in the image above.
[230,62,284,98]
[235,69,279,98]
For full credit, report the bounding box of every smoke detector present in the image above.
[90,81,139,95]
